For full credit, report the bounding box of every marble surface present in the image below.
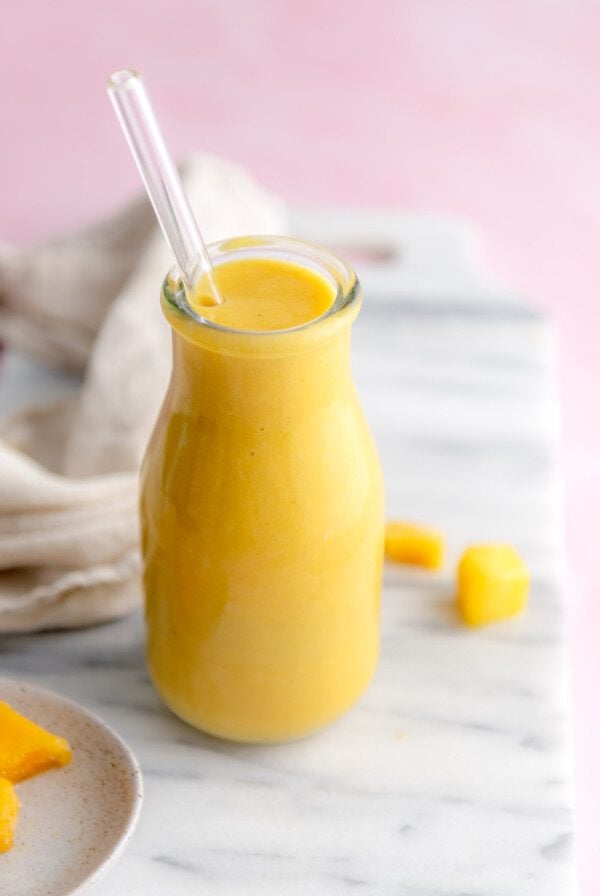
[0,214,575,894]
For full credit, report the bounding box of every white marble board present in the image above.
[0,210,575,895]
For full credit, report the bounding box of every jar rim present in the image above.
[161,235,360,338]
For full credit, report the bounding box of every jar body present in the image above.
[140,242,384,742]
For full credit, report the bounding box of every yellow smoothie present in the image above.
[141,238,384,742]
[194,256,335,329]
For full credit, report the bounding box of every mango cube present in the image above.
[0,778,19,853]
[0,701,72,783]
[457,544,529,626]
[385,521,445,570]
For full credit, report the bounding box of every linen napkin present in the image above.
[0,156,286,632]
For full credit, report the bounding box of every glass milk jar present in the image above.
[140,236,384,742]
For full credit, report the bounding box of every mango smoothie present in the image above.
[140,237,384,742]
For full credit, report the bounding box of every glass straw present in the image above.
[107,69,222,306]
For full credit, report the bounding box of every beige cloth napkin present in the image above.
[0,156,286,632]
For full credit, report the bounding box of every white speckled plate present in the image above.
[0,679,143,896]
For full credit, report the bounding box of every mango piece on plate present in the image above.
[385,521,445,570]
[0,778,19,853]
[0,701,72,783]
[457,544,529,626]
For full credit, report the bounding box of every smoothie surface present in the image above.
[191,256,336,331]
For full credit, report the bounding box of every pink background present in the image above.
[1,1,597,890]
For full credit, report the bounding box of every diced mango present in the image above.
[0,701,72,783]
[0,778,19,853]
[385,521,445,570]
[457,544,529,626]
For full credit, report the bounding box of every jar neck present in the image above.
[161,235,361,359]
[162,236,362,420]
[170,326,354,422]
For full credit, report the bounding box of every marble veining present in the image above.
[0,215,575,894]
